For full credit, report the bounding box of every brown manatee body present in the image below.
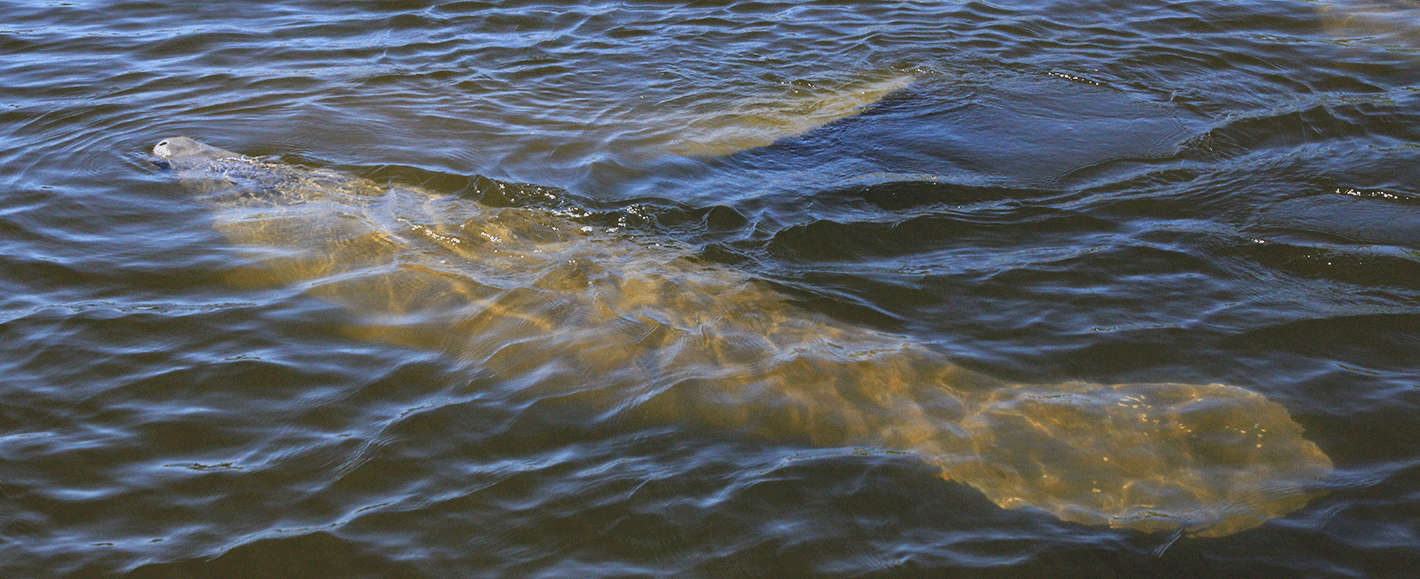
[154,136,1331,537]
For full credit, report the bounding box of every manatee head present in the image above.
[152,136,240,170]
[152,136,365,204]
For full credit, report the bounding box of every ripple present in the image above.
[4,0,1419,575]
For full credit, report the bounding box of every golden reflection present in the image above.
[153,136,1332,537]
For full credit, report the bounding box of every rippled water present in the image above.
[4,0,1418,575]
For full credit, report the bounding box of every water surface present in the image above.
[2,0,1418,576]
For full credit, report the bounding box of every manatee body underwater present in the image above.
[151,135,1332,538]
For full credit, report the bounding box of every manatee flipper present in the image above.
[666,73,916,157]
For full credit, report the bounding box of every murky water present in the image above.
[3,1,1418,576]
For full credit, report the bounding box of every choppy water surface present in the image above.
[3,1,1418,575]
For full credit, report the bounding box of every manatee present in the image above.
[152,136,1332,537]
[1317,0,1420,48]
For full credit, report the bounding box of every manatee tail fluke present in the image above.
[937,380,1331,537]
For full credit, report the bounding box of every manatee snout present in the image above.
[152,136,189,161]
[150,136,240,170]
[150,137,180,169]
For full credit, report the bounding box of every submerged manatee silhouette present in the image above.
[152,135,1331,537]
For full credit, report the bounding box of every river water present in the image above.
[3,1,1418,576]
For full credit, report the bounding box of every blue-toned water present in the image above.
[3,1,1418,575]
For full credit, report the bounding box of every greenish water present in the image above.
[3,1,1418,576]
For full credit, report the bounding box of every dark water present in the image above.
[3,0,1418,575]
